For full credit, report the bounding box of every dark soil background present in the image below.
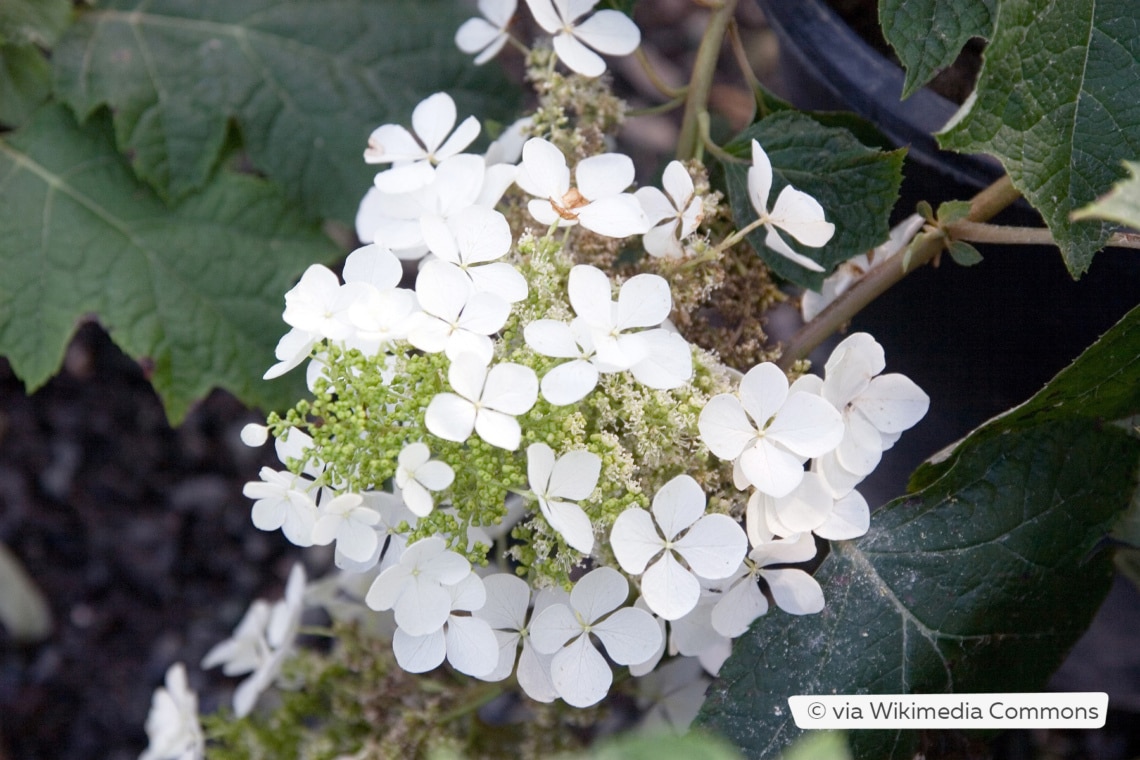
[2,2,1139,759]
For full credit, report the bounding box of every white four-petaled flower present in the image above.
[424,353,538,450]
[636,161,703,258]
[698,362,844,498]
[524,0,641,78]
[610,474,747,620]
[526,443,601,554]
[365,93,480,193]
[747,139,835,272]
[140,663,204,760]
[473,574,564,702]
[529,567,662,707]
[391,572,499,677]
[365,536,472,636]
[455,0,517,65]
[515,138,649,237]
[394,442,456,517]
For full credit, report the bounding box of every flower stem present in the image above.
[949,220,1140,249]
[677,0,740,161]
[634,47,686,99]
[777,175,1021,369]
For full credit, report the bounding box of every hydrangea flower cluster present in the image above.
[141,3,931,753]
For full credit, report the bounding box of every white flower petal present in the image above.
[698,395,756,460]
[529,603,581,654]
[547,449,601,501]
[553,31,607,77]
[517,642,558,702]
[550,634,611,706]
[641,551,700,620]
[592,607,662,665]
[764,225,826,271]
[748,140,773,213]
[770,471,834,535]
[815,488,870,540]
[468,262,528,303]
[650,474,705,540]
[412,93,458,154]
[738,362,788,429]
[482,363,539,414]
[524,0,562,33]
[577,194,650,237]
[675,514,747,580]
[425,393,476,443]
[610,507,664,574]
[854,374,930,434]
[445,615,499,677]
[395,580,452,636]
[516,138,570,199]
[576,153,635,200]
[615,273,671,329]
[524,320,580,358]
[739,439,807,497]
[770,185,835,247]
[477,573,530,630]
[571,566,627,623]
[542,360,600,404]
[343,244,402,290]
[629,329,692,389]
[766,392,844,457]
[710,576,768,638]
[574,9,640,55]
[393,627,447,672]
[474,408,523,450]
[540,498,595,554]
[762,568,825,615]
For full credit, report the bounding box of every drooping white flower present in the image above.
[364,93,480,193]
[311,493,382,563]
[529,567,662,707]
[406,259,510,363]
[473,574,564,702]
[335,490,419,574]
[140,663,204,760]
[395,442,455,517]
[515,138,649,237]
[228,563,307,718]
[698,362,843,498]
[635,161,704,258]
[524,0,641,78]
[610,475,747,620]
[391,572,499,677]
[424,353,538,451]
[420,205,528,303]
[242,467,319,547]
[818,332,930,481]
[364,536,471,636]
[201,600,271,677]
[456,0,517,64]
[356,154,516,258]
[802,214,925,321]
[710,532,822,638]
[747,139,835,272]
[263,327,318,380]
[526,443,601,554]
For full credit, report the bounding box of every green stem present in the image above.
[777,175,1021,369]
[438,681,505,723]
[634,47,686,99]
[676,0,740,161]
[626,93,688,118]
[949,220,1140,250]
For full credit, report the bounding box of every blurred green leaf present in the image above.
[0,105,334,422]
[0,43,52,127]
[53,0,521,222]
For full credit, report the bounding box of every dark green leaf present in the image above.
[947,240,982,266]
[939,0,1140,278]
[0,0,71,47]
[697,420,1138,759]
[52,0,521,222]
[0,105,336,422]
[723,112,904,289]
[879,0,995,99]
[752,82,895,152]
[0,43,51,127]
